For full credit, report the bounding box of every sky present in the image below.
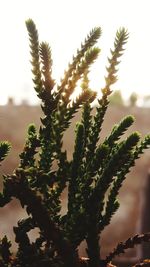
[0,0,150,104]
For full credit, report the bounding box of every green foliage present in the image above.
[109,89,124,106]
[129,92,138,107]
[0,19,150,267]
[25,19,43,95]
[0,141,11,163]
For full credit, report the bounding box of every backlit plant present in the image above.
[0,19,150,267]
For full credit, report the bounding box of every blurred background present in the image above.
[1,0,150,266]
[1,98,150,266]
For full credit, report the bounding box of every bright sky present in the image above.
[0,0,150,104]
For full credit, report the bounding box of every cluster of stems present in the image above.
[0,19,150,267]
